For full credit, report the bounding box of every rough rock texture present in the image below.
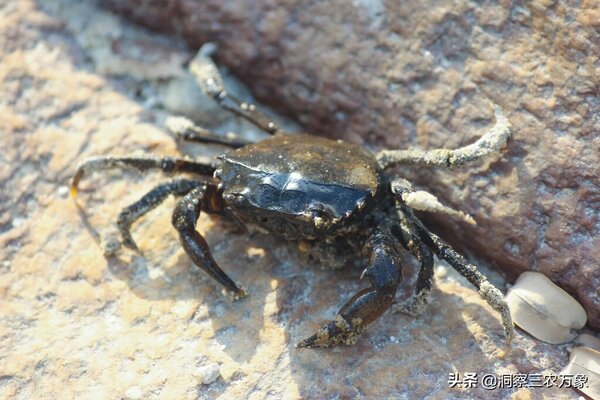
[0,1,594,399]
[101,0,600,330]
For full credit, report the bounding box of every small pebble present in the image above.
[124,386,143,400]
[435,265,447,278]
[102,236,121,256]
[194,363,221,385]
[12,217,25,228]
[58,186,69,197]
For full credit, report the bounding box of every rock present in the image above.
[101,0,600,329]
[194,363,221,385]
[0,0,588,398]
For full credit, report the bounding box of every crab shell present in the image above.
[214,134,380,239]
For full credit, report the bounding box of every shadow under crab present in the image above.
[71,50,514,349]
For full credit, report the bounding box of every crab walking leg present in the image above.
[165,115,253,148]
[187,47,281,135]
[376,105,511,169]
[71,155,215,197]
[172,185,247,298]
[391,177,475,225]
[296,230,402,348]
[206,84,281,135]
[402,242,434,315]
[431,234,514,345]
[390,211,435,316]
[117,179,201,251]
[403,209,515,345]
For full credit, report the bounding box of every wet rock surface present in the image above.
[102,0,600,330]
[0,1,595,399]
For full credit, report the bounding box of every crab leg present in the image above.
[172,185,247,298]
[166,115,253,148]
[403,208,514,345]
[376,105,510,169]
[391,213,435,316]
[117,179,201,251]
[429,232,514,345]
[71,155,215,197]
[390,177,475,225]
[205,84,281,135]
[186,45,281,135]
[297,230,402,348]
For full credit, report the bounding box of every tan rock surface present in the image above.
[102,0,600,330]
[0,1,591,399]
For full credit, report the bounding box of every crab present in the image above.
[71,57,514,348]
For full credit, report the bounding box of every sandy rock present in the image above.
[101,0,600,329]
[0,1,590,399]
[124,386,144,400]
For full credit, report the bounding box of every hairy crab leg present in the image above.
[377,105,511,169]
[70,155,215,197]
[204,83,281,135]
[172,185,247,299]
[390,211,435,316]
[117,179,201,251]
[297,230,402,348]
[187,46,281,135]
[165,115,253,148]
[390,177,475,225]
[403,208,515,345]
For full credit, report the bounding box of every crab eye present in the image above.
[280,190,306,212]
[310,209,333,228]
[255,184,279,205]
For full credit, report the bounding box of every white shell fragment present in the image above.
[560,347,600,399]
[577,334,600,352]
[505,272,587,344]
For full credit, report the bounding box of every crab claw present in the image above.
[297,231,401,349]
[296,315,365,348]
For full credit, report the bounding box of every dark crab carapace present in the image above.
[71,84,514,348]
[217,134,378,239]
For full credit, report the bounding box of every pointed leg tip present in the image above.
[122,239,140,253]
[229,287,248,302]
[237,288,248,299]
[295,316,364,349]
[295,335,318,349]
